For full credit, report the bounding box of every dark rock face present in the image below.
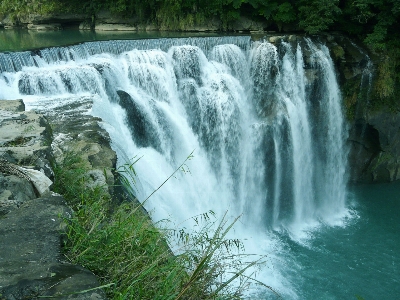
[0,195,107,299]
[117,90,162,151]
[322,34,400,183]
[6,13,87,29]
[348,111,400,182]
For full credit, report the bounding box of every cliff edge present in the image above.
[0,99,114,299]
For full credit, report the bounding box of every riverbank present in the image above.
[0,98,262,299]
[0,99,110,299]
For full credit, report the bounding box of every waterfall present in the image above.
[0,36,349,297]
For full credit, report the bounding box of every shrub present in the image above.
[53,152,277,299]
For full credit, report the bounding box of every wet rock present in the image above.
[32,96,117,190]
[268,36,287,43]
[0,99,25,112]
[0,100,53,169]
[288,35,297,43]
[116,90,162,152]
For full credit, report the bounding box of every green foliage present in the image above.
[0,0,60,20]
[298,0,341,34]
[344,0,400,50]
[273,3,296,24]
[53,152,274,299]
[375,54,395,99]
[369,49,400,112]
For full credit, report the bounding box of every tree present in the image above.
[298,0,341,34]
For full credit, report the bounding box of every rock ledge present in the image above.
[0,100,110,299]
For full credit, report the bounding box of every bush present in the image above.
[53,152,277,299]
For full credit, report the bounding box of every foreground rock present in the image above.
[0,99,53,215]
[30,96,117,191]
[0,194,106,300]
[0,100,109,299]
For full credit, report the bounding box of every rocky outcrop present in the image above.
[1,13,87,29]
[0,99,52,169]
[347,110,400,182]
[323,35,400,183]
[27,23,62,30]
[94,23,137,31]
[228,16,266,32]
[0,99,113,299]
[0,10,269,32]
[261,33,400,183]
[32,96,117,191]
[0,194,106,300]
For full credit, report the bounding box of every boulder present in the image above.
[268,35,287,43]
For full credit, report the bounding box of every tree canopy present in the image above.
[1,0,399,50]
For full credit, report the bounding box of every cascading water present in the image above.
[0,36,349,298]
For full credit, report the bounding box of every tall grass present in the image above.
[53,152,278,299]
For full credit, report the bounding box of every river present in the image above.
[0,29,398,299]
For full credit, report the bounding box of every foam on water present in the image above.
[0,36,350,298]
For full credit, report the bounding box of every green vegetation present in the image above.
[52,153,275,299]
[0,0,398,37]
[1,0,399,111]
